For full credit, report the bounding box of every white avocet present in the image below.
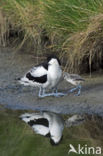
[18,56,65,97]
[20,111,84,145]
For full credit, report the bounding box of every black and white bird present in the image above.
[20,111,84,145]
[20,111,64,145]
[18,56,65,97]
[63,72,85,96]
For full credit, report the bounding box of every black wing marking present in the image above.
[26,72,47,83]
[28,118,49,127]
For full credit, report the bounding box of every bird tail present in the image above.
[20,112,43,123]
[20,113,33,123]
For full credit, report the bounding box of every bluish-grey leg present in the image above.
[38,87,42,97]
[42,88,45,95]
[69,85,82,96]
[75,85,82,96]
[54,92,67,97]
[39,87,67,98]
[52,87,57,94]
[69,86,78,93]
[39,88,54,98]
[52,87,67,97]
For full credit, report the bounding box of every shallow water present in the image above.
[0,47,103,116]
[0,106,103,156]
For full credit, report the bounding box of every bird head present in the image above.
[47,55,61,66]
[50,135,63,145]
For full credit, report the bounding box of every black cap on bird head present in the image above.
[47,55,61,66]
[50,135,63,146]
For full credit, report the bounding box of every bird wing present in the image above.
[20,113,50,136]
[29,65,48,77]
[63,72,84,81]
[25,65,48,83]
[32,125,49,136]
[69,74,84,81]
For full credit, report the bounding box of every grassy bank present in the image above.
[0,106,103,156]
[0,0,103,73]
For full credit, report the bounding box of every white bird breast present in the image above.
[47,64,62,88]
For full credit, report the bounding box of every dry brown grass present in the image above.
[0,0,103,73]
[0,0,44,51]
[0,10,9,47]
[62,14,103,73]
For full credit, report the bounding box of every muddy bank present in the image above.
[0,47,103,115]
